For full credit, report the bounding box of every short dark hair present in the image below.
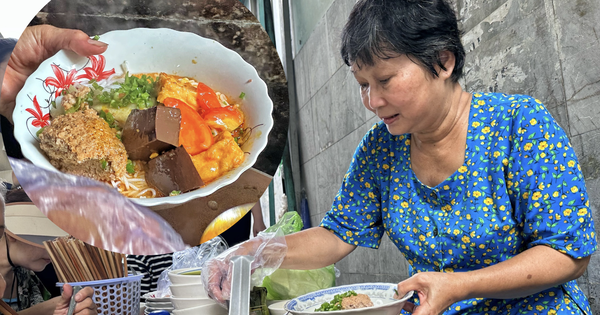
[0,38,17,64]
[341,0,466,82]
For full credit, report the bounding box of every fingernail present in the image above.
[88,39,108,47]
[75,293,81,300]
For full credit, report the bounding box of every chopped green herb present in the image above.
[115,133,121,140]
[36,127,45,137]
[96,72,157,109]
[315,291,358,312]
[51,101,57,109]
[92,35,100,40]
[394,289,399,296]
[126,159,135,174]
[100,159,108,170]
[239,92,246,99]
[169,190,182,196]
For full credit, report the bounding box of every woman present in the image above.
[1,198,98,315]
[205,0,596,314]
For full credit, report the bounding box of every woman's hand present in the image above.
[53,284,97,315]
[0,25,108,122]
[397,272,464,315]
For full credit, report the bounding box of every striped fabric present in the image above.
[126,254,173,295]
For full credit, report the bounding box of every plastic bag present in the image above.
[9,158,187,255]
[202,229,287,308]
[156,236,228,297]
[262,211,336,300]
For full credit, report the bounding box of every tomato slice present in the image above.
[203,106,244,132]
[163,98,214,155]
[196,82,222,112]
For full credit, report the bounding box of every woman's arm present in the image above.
[281,227,357,270]
[17,297,59,315]
[398,245,590,314]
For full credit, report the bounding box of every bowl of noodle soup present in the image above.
[13,28,274,209]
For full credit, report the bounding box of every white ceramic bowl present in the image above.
[168,267,203,285]
[268,300,291,315]
[285,283,413,315]
[172,303,228,315]
[13,28,274,210]
[170,283,207,298]
[170,296,214,309]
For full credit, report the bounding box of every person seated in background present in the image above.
[0,190,97,315]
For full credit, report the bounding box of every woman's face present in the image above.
[351,54,453,136]
[7,236,52,272]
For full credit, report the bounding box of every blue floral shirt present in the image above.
[321,93,597,314]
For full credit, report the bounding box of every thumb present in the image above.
[59,283,73,306]
[40,25,108,57]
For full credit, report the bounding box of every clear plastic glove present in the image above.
[202,229,287,308]
[9,158,187,255]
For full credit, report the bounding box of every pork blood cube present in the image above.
[146,146,204,196]
[121,106,181,160]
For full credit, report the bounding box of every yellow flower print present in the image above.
[478,100,485,105]
[548,310,557,315]
[530,118,537,125]
[393,195,400,201]
[405,139,410,146]
[526,170,533,176]
[479,244,485,249]
[482,127,491,134]
[419,235,426,241]
[424,216,430,222]
[484,259,492,265]
[538,141,548,150]
[453,229,460,235]
[524,143,533,151]
[472,121,481,128]
[462,236,470,243]
[368,192,375,199]
[564,209,572,216]
[458,166,468,173]
[430,244,435,249]
[362,146,367,152]
[578,208,588,216]
[571,186,579,193]
[337,204,343,210]
[401,201,409,208]
[473,191,482,198]
[522,192,530,199]
[568,160,575,167]
[383,164,389,170]
[553,191,559,198]
[466,214,471,220]
[365,182,371,188]
[493,151,500,158]
[366,214,372,220]
[349,192,354,197]
[346,231,352,237]
[536,305,544,311]
[484,198,493,205]
[531,192,542,200]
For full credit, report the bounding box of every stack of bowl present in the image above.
[143,292,175,314]
[168,268,227,315]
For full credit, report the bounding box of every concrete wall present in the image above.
[293,0,600,310]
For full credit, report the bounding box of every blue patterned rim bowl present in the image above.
[285,283,414,315]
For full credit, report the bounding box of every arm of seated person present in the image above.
[282,226,357,270]
[398,245,590,314]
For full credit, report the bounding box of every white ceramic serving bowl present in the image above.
[168,267,203,285]
[13,28,274,210]
[285,283,413,315]
[170,296,214,309]
[170,283,207,298]
[172,303,228,315]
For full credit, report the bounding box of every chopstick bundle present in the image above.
[43,236,128,283]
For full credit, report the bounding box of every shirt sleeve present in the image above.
[320,125,385,249]
[507,96,597,258]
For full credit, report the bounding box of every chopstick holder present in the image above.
[228,255,255,315]
[67,285,83,315]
